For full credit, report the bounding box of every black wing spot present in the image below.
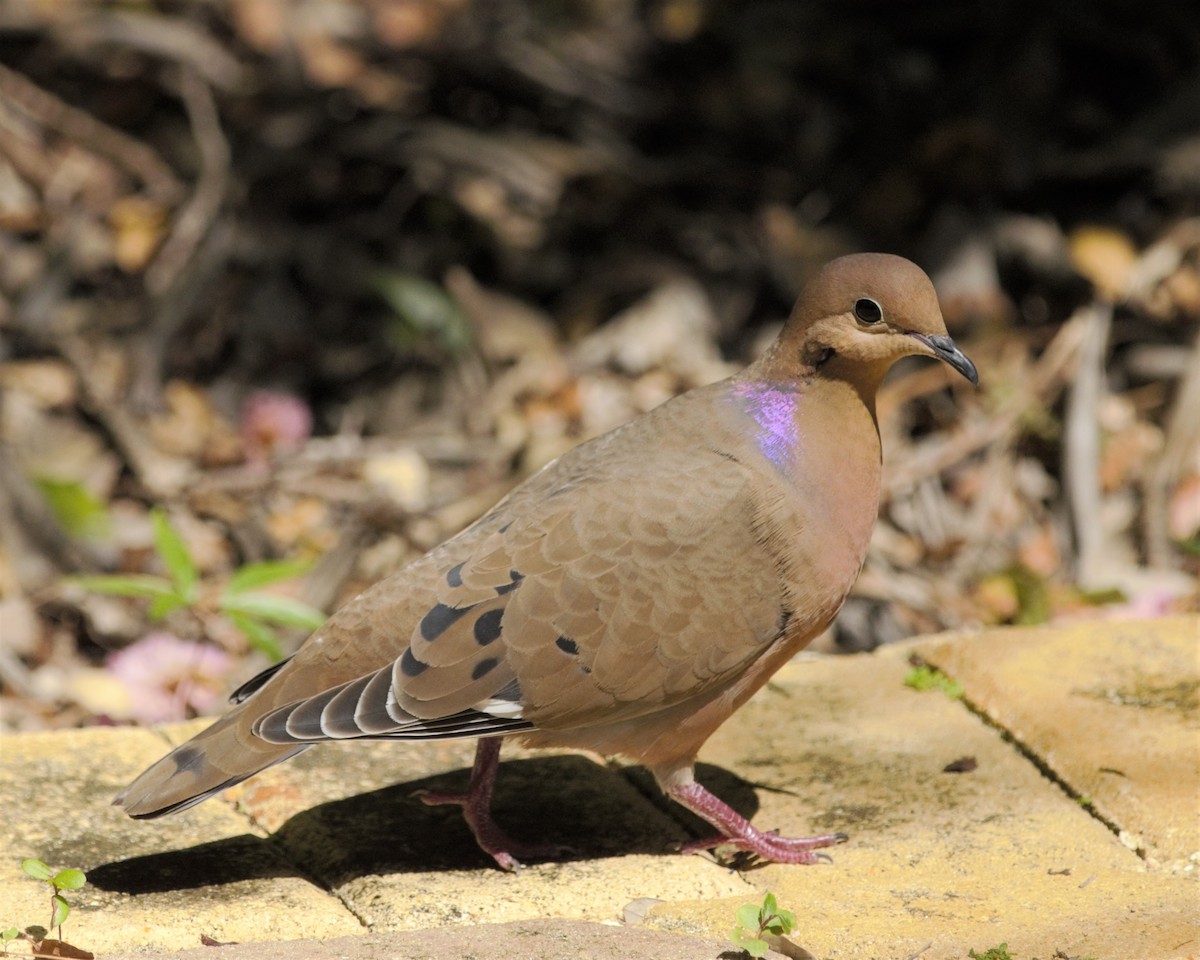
[420,601,476,641]
[555,635,579,656]
[471,657,500,680]
[400,648,429,677]
[473,608,504,646]
[446,562,465,588]
[494,570,524,596]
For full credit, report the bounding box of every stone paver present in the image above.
[0,617,1195,959]
[920,614,1200,872]
[101,919,733,960]
[224,736,750,929]
[640,638,1198,959]
[0,728,361,954]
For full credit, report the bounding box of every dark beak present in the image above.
[913,333,979,386]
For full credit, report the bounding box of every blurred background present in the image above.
[1,0,1197,733]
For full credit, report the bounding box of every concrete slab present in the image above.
[640,639,1199,960]
[3,618,1195,959]
[649,868,1196,960]
[199,724,751,929]
[0,727,361,954]
[919,614,1200,873]
[101,919,733,960]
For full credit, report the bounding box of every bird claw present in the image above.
[673,826,848,866]
[411,787,459,807]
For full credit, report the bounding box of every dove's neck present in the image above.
[729,364,883,484]
[726,366,884,632]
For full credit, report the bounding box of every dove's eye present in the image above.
[854,298,883,324]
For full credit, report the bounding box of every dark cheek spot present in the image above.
[471,657,500,680]
[400,649,429,677]
[555,636,578,656]
[473,608,504,646]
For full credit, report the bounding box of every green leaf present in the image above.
[1176,536,1200,558]
[71,574,177,600]
[967,945,1013,960]
[1,927,19,942]
[730,927,769,956]
[226,559,312,594]
[52,869,86,891]
[50,894,69,930]
[373,270,472,354]
[903,665,964,699]
[20,859,52,882]
[33,477,111,540]
[225,611,285,662]
[1008,564,1050,626]
[1077,586,1126,606]
[220,592,325,630]
[776,908,796,932]
[762,892,777,916]
[150,508,198,602]
[146,592,189,621]
[735,904,761,930]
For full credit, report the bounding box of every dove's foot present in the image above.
[414,737,566,871]
[668,779,848,865]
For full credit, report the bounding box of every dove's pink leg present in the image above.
[414,737,563,871]
[668,780,848,864]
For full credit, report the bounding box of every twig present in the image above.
[55,334,192,498]
[1144,326,1200,566]
[1063,302,1113,587]
[0,641,37,699]
[146,66,230,296]
[884,310,1091,497]
[63,9,246,92]
[0,62,182,202]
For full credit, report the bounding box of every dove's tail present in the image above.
[115,707,306,818]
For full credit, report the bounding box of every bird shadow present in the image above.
[88,757,760,894]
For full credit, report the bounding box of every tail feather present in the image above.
[115,708,307,818]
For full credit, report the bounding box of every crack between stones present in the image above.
[214,793,373,930]
[948,689,1146,861]
[118,725,372,929]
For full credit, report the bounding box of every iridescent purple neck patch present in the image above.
[731,382,801,472]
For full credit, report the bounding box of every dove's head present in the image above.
[764,253,978,389]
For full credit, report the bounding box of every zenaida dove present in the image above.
[117,253,978,870]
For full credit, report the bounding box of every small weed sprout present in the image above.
[968,944,1015,960]
[730,891,797,958]
[904,661,964,699]
[20,858,87,947]
[0,927,20,956]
